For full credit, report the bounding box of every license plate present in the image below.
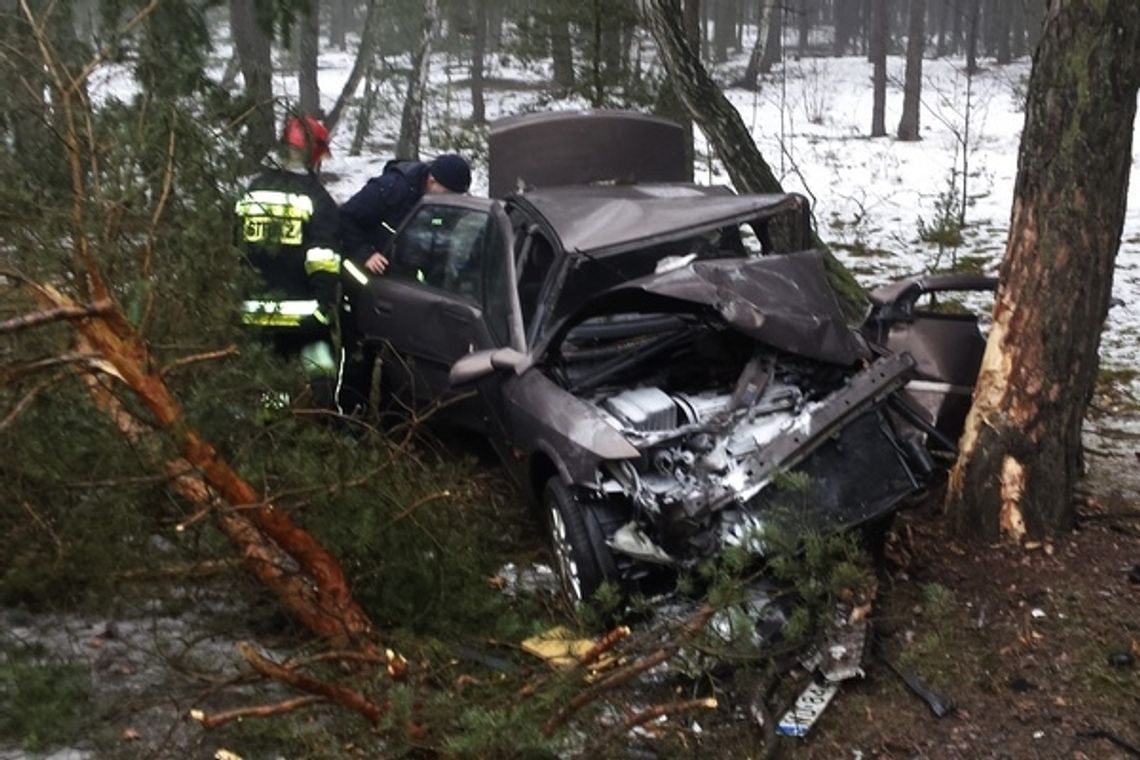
[776,680,840,738]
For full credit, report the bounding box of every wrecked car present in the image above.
[357,110,994,602]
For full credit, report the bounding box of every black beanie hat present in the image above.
[429,154,472,193]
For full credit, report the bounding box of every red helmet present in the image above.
[281,115,331,167]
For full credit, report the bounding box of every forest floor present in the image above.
[1,399,1137,760]
[774,388,1140,760]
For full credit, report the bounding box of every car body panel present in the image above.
[862,273,996,446]
[548,252,866,365]
[356,110,991,592]
[488,109,689,197]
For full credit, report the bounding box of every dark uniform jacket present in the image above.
[339,160,430,264]
[235,167,341,332]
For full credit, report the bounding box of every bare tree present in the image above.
[396,0,439,159]
[897,0,926,140]
[946,0,1140,539]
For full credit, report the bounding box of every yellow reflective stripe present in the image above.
[343,260,369,285]
[242,299,320,316]
[304,246,341,275]
[235,190,315,220]
[241,298,322,328]
[242,312,303,327]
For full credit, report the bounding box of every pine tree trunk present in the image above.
[870,0,888,137]
[965,0,981,73]
[741,0,773,88]
[329,0,348,50]
[396,0,439,159]
[897,0,926,140]
[994,0,1012,64]
[945,0,1140,540]
[299,0,321,115]
[798,0,813,55]
[759,0,782,72]
[470,0,486,124]
[549,8,575,91]
[835,0,859,54]
[644,0,783,193]
[230,0,276,164]
[714,0,734,62]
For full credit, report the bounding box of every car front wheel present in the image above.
[543,479,616,604]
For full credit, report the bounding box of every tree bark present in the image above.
[548,5,575,92]
[328,0,348,50]
[230,0,276,164]
[299,0,321,115]
[396,0,439,159]
[714,0,735,62]
[994,0,1012,64]
[797,0,813,55]
[741,0,774,88]
[945,0,1140,540]
[644,0,784,193]
[470,0,486,123]
[965,0,981,73]
[897,0,926,140]
[869,0,888,137]
[834,0,860,55]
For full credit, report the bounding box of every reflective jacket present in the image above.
[340,160,430,264]
[235,167,341,331]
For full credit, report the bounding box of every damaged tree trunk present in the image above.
[945,0,1140,540]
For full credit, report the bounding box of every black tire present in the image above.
[543,479,616,603]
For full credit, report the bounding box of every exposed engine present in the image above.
[582,351,922,567]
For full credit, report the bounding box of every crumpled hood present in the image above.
[553,252,867,365]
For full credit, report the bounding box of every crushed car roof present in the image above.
[514,185,806,256]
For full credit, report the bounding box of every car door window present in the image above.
[387,203,513,346]
[388,205,493,303]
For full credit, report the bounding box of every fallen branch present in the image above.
[190,696,325,729]
[0,300,112,334]
[578,625,631,668]
[159,344,240,378]
[543,605,715,735]
[239,642,385,724]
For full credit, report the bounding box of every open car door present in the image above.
[355,197,520,429]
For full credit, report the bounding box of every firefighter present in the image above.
[235,115,344,410]
[339,153,472,281]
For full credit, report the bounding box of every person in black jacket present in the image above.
[235,115,344,408]
[339,153,471,281]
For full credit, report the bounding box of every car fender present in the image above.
[504,370,639,487]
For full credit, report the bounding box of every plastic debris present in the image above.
[876,646,955,718]
[492,562,560,597]
[1107,651,1135,668]
[521,626,618,670]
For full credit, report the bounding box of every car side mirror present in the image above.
[449,348,530,387]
